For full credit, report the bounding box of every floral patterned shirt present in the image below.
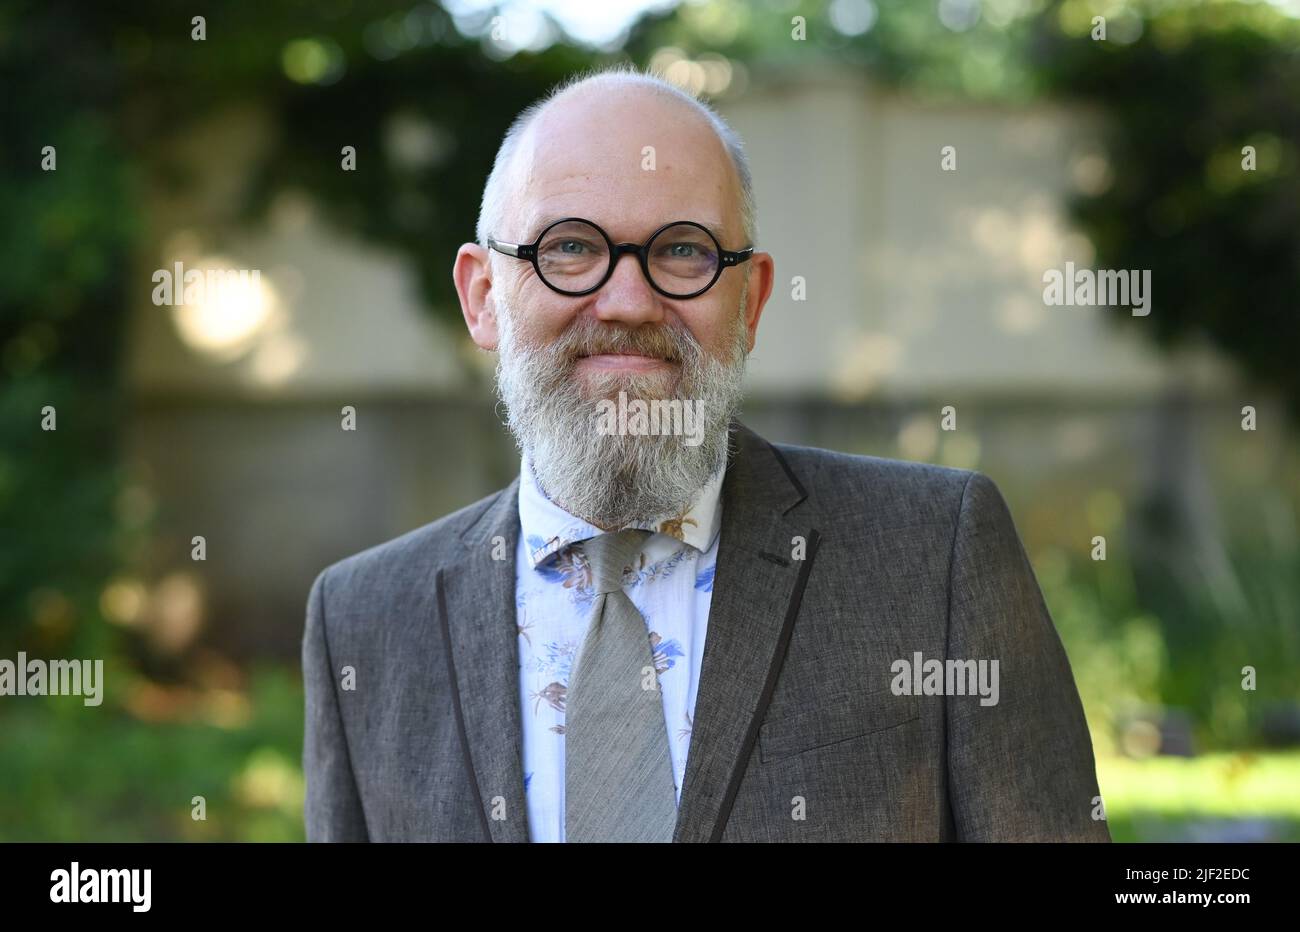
[514,453,724,843]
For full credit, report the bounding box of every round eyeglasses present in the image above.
[487,217,754,299]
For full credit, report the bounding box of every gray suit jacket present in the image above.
[303,422,1109,842]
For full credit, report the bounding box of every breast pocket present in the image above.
[759,687,920,764]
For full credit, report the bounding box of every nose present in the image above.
[590,249,664,327]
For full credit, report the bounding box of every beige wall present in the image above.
[725,67,1233,399]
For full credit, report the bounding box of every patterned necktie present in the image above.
[564,528,678,842]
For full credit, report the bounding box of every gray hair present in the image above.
[475,62,758,255]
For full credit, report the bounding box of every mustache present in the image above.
[544,318,700,366]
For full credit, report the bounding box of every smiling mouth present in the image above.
[576,351,677,365]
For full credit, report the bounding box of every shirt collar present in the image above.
[518,451,725,570]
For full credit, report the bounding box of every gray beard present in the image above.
[494,289,749,530]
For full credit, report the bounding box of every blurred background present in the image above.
[2,0,1298,842]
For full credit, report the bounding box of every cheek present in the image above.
[674,303,732,354]
[507,283,578,342]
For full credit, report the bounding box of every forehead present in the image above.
[513,86,741,242]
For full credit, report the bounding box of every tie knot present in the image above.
[579,529,651,595]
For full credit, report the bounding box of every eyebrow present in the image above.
[525,215,726,241]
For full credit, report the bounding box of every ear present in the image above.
[453,243,499,350]
[742,250,776,353]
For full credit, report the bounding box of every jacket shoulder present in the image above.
[768,439,987,526]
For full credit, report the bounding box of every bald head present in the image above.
[476,65,757,256]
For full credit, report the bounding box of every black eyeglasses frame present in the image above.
[487,217,754,299]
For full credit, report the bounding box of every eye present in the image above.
[558,239,587,254]
[657,241,703,259]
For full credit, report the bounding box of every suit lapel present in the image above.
[436,478,530,842]
[672,423,821,842]
[432,422,820,843]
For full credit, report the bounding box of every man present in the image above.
[303,64,1109,842]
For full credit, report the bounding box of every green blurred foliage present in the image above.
[0,668,304,841]
[1044,525,1300,754]
[1,1,138,659]
[1032,0,1300,421]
